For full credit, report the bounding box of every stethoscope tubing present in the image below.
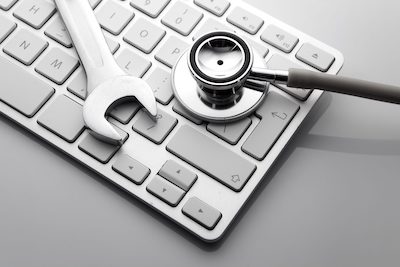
[287,68,400,105]
[249,67,400,105]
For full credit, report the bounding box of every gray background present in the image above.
[1,0,400,266]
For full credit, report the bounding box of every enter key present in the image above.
[242,92,299,160]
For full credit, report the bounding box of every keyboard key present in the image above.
[172,102,202,125]
[145,67,173,105]
[227,7,263,34]
[167,125,256,192]
[0,0,18,10]
[207,117,252,145]
[124,18,166,54]
[159,160,197,191]
[242,92,299,160]
[296,43,335,72]
[182,197,222,230]
[192,18,229,40]
[35,47,79,85]
[155,36,188,68]
[116,49,151,77]
[0,56,54,117]
[132,109,177,144]
[109,101,140,124]
[13,0,56,29]
[3,29,48,66]
[266,54,311,100]
[37,95,85,143]
[67,70,87,100]
[194,0,230,17]
[112,154,150,185]
[79,126,128,164]
[44,14,72,48]
[147,175,185,207]
[161,1,203,36]
[0,15,17,44]
[95,0,134,35]
[130,0,170,18]
[261,25,299,53]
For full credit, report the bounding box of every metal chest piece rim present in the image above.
[172,31,269,123]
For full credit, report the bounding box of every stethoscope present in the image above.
[172,31,400,123]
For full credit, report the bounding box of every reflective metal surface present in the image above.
[173,47,268,122]
[195,36,246,82]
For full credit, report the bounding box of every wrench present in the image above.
[55,0,157,145]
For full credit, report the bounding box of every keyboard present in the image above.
[0,0,344,242]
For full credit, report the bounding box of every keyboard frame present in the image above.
[0,0,344,242]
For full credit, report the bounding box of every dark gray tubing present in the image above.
[287,68,400,104]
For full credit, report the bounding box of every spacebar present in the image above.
[0,56,54,117]
[167,125,256,192]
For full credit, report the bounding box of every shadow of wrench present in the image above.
[55,0,157,145]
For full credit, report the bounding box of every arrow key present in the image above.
[147,175,185,207]
[159,160,197,191]
[112,154,150,185]
[182,197,222,230]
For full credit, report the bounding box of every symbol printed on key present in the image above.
[231,174,240,183]
[172,48,180,55]
[198,209,203,213]
[276,34,285,41]
[29,5,40,15]
[140,30,149,38]
[50,59,63,69]
[175,17,183,24]
[271,112,287,120]
[162,188,167,192]
[129,166,133,170]
[124,61,131,70]
[19,41,30,50]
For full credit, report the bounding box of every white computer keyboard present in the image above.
[0,0,344,242]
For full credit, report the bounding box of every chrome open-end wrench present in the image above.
[55,0,157,145]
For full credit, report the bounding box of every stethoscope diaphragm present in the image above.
[172,31,269,123]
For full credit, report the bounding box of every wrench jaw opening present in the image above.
[83,76,158,145]
[83,97,124,145]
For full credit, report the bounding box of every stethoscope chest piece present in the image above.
[172,31,269,123]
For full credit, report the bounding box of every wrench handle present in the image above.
[55,0,122,92]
